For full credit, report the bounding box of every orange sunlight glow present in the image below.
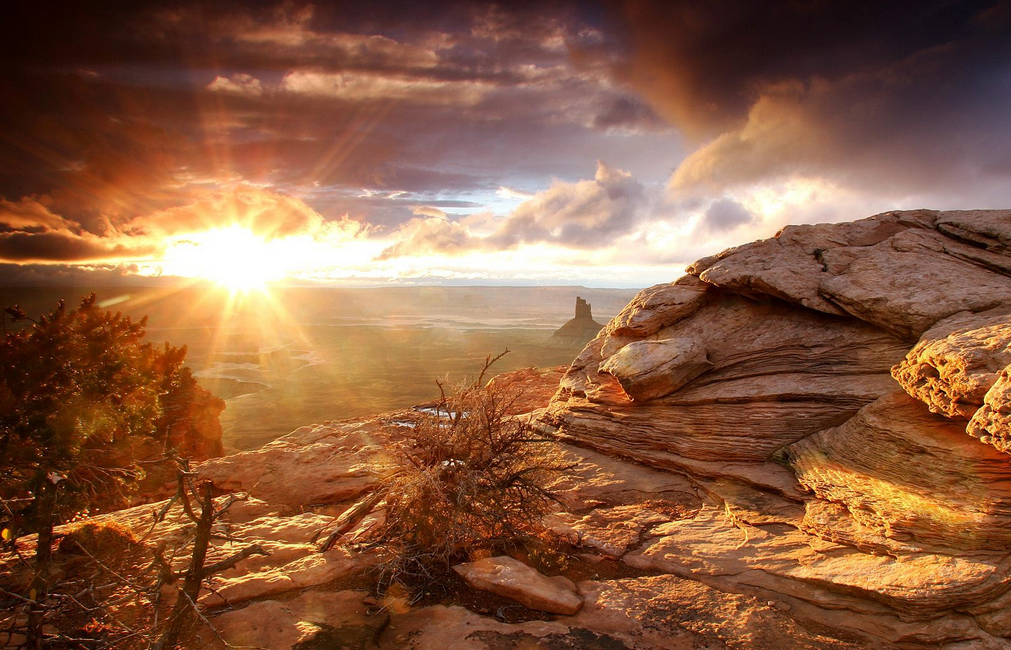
[161,226,295,291]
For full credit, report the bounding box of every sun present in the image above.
[162,226,288,291]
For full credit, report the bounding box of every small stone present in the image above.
[453,556,583,615]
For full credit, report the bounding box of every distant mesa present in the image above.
[550,296,603,345]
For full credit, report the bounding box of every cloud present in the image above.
[412,205,447,219]
[0,198,74,233]
[377,215,472,260]
[0,262,160,286]
[4,1,1010,285]
[701,198,755,233]
[379,160,656,258]
[126,185,332,239]
[207,73,265,96]
[496,186,533,200]
[619,0,1011,197]
[592,95,666,132]
[0,231,156,263]
[0,196,159,263]
[0,185,368,266]
[279,71,493,105]
[0,2,681,256]
[492,160,651,248]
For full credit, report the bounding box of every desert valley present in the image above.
[4,1,1011,648]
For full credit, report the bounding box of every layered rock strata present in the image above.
[541,209,1011,649]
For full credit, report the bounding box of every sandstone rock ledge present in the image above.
[542,209,1011,649]
[57,410,860,650]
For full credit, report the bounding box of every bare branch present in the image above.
[201,544,268,577]
[475,349,510,388]
[317,491,385,553]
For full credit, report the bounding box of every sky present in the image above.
[1,0,1009,288]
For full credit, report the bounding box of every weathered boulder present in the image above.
[891,307,1011,419]
[453,556,583,615]
[598,337,712,401]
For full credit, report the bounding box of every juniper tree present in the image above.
[0,294,218,648]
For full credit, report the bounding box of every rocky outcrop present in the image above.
[542,209,1011,648]
[783,390,1011,554]
[482,365,567,415]
[685,211,1011,340]
[550,296,604,345]
[195,419,398,508]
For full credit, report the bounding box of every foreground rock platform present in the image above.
[22,401,861,650]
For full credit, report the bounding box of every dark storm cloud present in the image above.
[619,0,1007,135]
[1,0,667,266]
[617,0,1011,195]
[0,263,165,286]
[592,95,666,132]
[0,196,159,264]
[0,73,195,233]
[0,232,157,264]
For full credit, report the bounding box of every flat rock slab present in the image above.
[688,210,1011,340]
[453,556,583,615]
[196,420,398,508]
[214,590,386,650]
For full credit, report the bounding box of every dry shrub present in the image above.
[58,521,140,561]
[363,372,574,589]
